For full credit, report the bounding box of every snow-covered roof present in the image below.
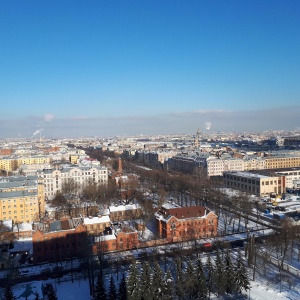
[162,202,181,209]
[225,171,269,179]
[109,204,139,212]
[83,215,110,225]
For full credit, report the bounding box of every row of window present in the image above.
[43,170,107,178]
[2,208,36,214]
[1,198,37,204]
[2,203,36,209]
[262,180,281,185]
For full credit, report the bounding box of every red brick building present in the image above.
[92,225,138,253]
[155,204,218,241]
[32,218,88,263]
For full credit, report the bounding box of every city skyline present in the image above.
[1,1,300,137]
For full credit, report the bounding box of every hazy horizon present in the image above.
[1,1,299,138]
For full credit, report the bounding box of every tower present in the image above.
[118,157,123,175]
[194,128,201,147]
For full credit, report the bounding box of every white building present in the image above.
[207,158,245,177]
[38,165,108,199]
[274,168,300,189]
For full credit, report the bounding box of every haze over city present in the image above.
[1,1,300,137]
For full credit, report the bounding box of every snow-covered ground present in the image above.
[3,260,300,300]
[2,192,300,299]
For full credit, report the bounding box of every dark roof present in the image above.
[49,221,62,232]
[61,220,71,230]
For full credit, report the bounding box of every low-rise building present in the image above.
[92,224,138,253]
[83,215,111,236]
[155,204,218,241]
[109,204,142,222]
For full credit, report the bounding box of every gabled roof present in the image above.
[155,205,213,223]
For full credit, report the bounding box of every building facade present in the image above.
[109,204,142,222]
[0,176,45,223]
[0,156,51,172]
[38,165,108,199]
[264,156,300,169]
[155,204,218,241]
[32,218,87,263]
[223,171,286,196]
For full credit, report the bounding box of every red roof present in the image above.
[166,206,207,219]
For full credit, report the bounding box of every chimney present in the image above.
[118,157,123,174]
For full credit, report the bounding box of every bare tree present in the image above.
[61,178,80,198]
[51,191,67,207]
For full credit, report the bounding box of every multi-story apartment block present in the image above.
[38,165,108,199]
[223,171,285,197]
[243,157,266,171]
[19,163,52,176]
[264,156,300,169]
[0,176,45,223]
[206,157,245,177]
[169,154,210,173]
[0,156,51,172]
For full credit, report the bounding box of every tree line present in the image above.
[93,249,250,300]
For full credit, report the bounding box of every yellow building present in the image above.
[0,176,45,223]
[70,155,79,164]
[265,156,300,169]
[0,156,51,172]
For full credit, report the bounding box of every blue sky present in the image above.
[1,1,300,137]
